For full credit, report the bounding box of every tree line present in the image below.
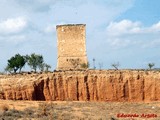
[5,53,51,73]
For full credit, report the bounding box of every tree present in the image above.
[111,62,120,70]
[6,54,26,73]
[45,64,51,72]
[39,63,45,72]
[81,62,89,69]
[27,53,44,72]
[148,63,155,70]
[4,66,13,73]
[38,63,51,72]
[68,58,89,69]
[98,62,103,70]
[93,58,96,69]
[16,54,26,72]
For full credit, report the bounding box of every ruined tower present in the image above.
[56,24,88,70]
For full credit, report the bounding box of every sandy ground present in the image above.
[0,100,160,120]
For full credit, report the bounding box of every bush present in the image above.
[2,109,24,118]
[81,62,89,69]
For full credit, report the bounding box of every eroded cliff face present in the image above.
[0,70,160,102]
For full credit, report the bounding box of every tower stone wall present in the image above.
[56,24,88,70]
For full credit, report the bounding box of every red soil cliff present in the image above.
[0,70,160,102]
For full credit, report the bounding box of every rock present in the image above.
[0,70,160,102]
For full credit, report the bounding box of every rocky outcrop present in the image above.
[0,70,160,102]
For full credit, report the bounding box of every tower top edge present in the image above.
[56,24,86,28]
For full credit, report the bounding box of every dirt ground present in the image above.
[0,100,160,120]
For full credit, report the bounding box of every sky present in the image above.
[0,0,160,71]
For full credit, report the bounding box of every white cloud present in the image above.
[150,22,160,32]
[106,20,141,36]
[0,17,27,35]
[107,20,160,37]
[106,20,160,49]
[44,22,66,33]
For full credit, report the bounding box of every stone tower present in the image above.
[56,24,88,70]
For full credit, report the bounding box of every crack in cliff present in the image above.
[123,80,129,100]
[142,78,145,100]
[53,78,58,100]
[84,75,90,101]
[34,80,45,100]
[76,77,79,100]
